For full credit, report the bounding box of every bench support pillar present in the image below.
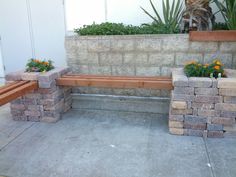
[6,67,72,123]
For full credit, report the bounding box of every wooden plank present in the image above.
[56,77,173,90]
[189,30,236,42]
[0,81,29,95]
[62,75,172,81]
[0,81,38,106]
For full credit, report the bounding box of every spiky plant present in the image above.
[213,0,236,30]
[141,0,184,33]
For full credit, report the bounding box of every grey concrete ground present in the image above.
[0,104,236,177]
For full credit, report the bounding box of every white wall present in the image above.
[65,0,224,30]
[0,0,66,74]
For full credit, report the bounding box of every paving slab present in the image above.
[0,106,213,177]
[205,138,236,177]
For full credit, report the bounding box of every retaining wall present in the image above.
[65,34,236,96]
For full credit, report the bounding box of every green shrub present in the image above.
[213,22,229,30]
[26,59,54,72]
[184,60,225,78]
[74,22,179,35]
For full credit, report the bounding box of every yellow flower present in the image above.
[214,65,220,70]
[216,61,221,65]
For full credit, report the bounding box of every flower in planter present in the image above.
[26,58,54,72]
[184,59,225,78]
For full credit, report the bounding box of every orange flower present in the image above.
[214,65,220,70]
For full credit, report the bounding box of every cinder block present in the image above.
[169,121,184,128]
[184,122,206,130]
[163,35,189,52]
[218,78,236,89]
[169,128,184,135]
[194,95,222,103]
[224,96,236,103]
[191,102,214,109]
[171,93,194,101]
[185,115,207,124]
[219,88,236,96]
[171,109,193,115]
[24,110,41,117]
[184,129,204,137]
[208,131,224,138]
[171,101,187,110]
[149,53,174,66]
[10,104,25,111]
[215,103,236,112]
[195,88,218,96]
[111,39,134,51]
[220,111,236,118]
[169,115,184,121]
[207,124,223,131]
[198,109,218,117]
[100,53,123,66]
[136,38,162,51]
[211,117,235,126]
[5,70,24,81]
[189,77,212,88]
[136,67,160,76]
[173,87,194,95]
[21,72,40,81]
[172,75,189,87]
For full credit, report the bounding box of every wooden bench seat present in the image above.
[0,81,38,106]
[56,74,173,90]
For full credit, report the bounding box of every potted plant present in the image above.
[189,0,236,41]
[26,58,54,73]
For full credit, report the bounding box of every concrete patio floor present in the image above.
[0,104,236,177]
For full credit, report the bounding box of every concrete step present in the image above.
[72,94,170,114]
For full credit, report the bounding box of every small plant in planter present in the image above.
[26,58,54,72]
[184,59,225,78]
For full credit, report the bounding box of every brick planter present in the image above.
[170,68,236,138]
[6,67,72,123]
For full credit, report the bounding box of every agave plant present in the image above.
[182,0,214,32]
[141,0,184,33]
[213,0,236,30]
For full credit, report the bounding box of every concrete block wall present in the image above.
[170,68,236,138]
[6,67,72,123]
[65,34,236,97]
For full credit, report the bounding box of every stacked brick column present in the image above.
[170,68,236,138]
[6,67,72,123]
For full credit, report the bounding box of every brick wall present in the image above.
[6,67,72,123]
[170,68,236,138]
[65,34,236,96]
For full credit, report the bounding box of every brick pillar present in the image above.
[170,68,236,138]
[6,67,72,123]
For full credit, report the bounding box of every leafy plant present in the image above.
[213,0,236,30]
[140,0,184,33]
[184,60,225,78]
[26,59,54,72]
[74,22,180,35]
[213,22,229,30]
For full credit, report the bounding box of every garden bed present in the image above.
[189,30,236,42]
[170,68,236,138]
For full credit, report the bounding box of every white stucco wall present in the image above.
[65,0,224,30]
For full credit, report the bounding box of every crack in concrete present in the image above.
[0,123,36,151]
[203,137,216,177]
